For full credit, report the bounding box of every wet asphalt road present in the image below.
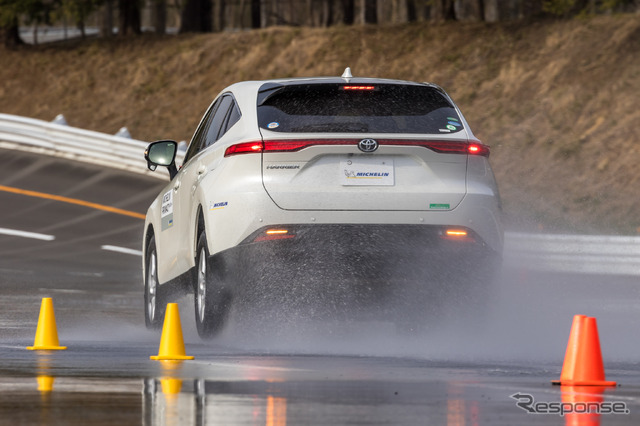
[1,147,640,425]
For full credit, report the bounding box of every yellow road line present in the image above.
[0,184,146,220]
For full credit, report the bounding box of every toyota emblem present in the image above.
[358,138,378,153]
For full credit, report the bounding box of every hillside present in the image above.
[1,15,639,234]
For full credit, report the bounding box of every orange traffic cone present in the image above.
[552,315,616,386]
[27,298,67,350]
[150,303,194,360]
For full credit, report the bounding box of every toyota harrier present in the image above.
[143,69,503,338]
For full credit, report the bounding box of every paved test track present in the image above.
[0,147,165,331]
[1,147,640,425]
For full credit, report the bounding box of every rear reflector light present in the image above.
[342,85,375,91]
[267,229,289,235]
[446,229,468,237]
[442,228,475,242]
[225,140,489,156]
[253,229,295,242]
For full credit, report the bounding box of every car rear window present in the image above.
[257,83,464,134]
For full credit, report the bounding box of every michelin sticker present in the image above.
[341,158,394,186]
[161,190,174,231]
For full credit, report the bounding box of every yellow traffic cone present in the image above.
[150,303,194,360]
[27,298,67,350]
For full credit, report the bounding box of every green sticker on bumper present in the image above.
[429,203,450,210]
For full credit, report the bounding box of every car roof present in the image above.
[261,76,428,85]
[224,76,435,93]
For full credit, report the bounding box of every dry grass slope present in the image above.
[1,15,639,233]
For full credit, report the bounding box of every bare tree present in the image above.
[1,16,24,48]
[322,0,333,26]
[341,0,355,24]
[118,0,141,35]
[406,0,417,21]
[454,0,484,21]
[411,0,432,21]
[305,0,333,26]
[236,0,246,28]
[384,0,418,22]
[180,0,212,32]
[260,0,271,27]
[361,0,376,23]
[430,0,455,21]
[306,0,315,25]
[261,0,295,26]
[152,0,167,33]
[212,0,225,31]
[251,0,260,27]
[101,0,114,36]
[483,0,499,21]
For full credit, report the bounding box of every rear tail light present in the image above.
[467,143,490,156]
[225,140,489,156]
[253,229,296,242]
[224,141,264,157]
[225,140,353,156]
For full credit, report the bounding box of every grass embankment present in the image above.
[1,15,639,233]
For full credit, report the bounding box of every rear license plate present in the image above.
[340,158,394,186]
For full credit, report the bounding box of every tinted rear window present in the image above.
[257,83,464,134]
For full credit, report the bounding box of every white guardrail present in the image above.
[505,233,640,276]
[0,113,183,180]
[1,113,640,276]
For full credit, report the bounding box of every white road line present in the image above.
[0,227,55,241]
[101,245,143,256]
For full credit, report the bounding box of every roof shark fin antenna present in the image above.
[341,67,353,81]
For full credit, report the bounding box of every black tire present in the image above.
[194,231,230,339]
[145,236,166,329]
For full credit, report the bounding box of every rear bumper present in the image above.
[242,223,497,253]
[201,223,502,322]
[213,223,500,286]
[205,191,503,259]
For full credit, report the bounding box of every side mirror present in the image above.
[145,140,178,180]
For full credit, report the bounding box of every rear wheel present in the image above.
[194,231,230,339]
[145,236,165,329]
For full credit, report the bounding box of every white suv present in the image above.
[143,70,503,338]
